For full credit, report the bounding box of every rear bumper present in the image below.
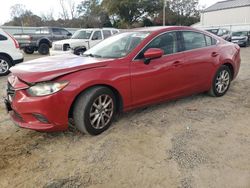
[13,58,24,65]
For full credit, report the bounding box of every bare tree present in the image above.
[41,9,54,21]
[10,4,26,18]
[68,0,77,19]
[59,0,69,20]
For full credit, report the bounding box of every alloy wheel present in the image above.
[215,70,230,94]
[0,59,9,74]
[89,94,114,129]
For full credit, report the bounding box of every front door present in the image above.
[131,31,186,107]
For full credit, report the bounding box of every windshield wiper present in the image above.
[83,53,102,58]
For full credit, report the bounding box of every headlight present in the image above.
[27,81,69,96]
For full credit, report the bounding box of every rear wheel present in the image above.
[209,65,232,97]
[73,87,117,135]
[38,43,50,55]
[23,47,35,54]
[0,55,11,76]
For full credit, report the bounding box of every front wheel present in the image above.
[73,87,117,135]
[209,65,232,97]
[38,43,50,55]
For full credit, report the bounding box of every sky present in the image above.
[0,0,221,25]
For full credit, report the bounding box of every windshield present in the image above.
[72,30,93,39]
[232,31,247,37]
[84,31,150,58]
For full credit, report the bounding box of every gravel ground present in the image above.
[0,48,250,188]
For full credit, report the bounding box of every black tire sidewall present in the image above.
[76,87,117,135]
[38,43,49,55]
[212,66,232,97]
[24,47,34,54]
[0,55,11,76]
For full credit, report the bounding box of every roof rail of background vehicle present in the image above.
[127,26,198,33]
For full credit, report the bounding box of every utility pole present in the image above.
[163,0,167,26]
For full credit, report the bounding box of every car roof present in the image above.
[77,28,118,31]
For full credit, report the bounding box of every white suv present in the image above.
[0,28,23,76]
[50,28,119,56]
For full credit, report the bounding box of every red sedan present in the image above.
[5,26,241,135]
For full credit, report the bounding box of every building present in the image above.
[196,0,250,30]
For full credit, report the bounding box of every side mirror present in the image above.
[92,36,99,40]
[67,33,72,37]
[143,48,164,65]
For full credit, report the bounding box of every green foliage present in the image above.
[4,0,200,28]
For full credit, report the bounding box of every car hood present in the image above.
[53,39,86,45]
[10,54,112,83]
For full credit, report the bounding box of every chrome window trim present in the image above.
[132,29,220,62]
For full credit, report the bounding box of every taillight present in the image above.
[4,31,20,49]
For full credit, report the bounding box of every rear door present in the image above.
[179,31,219,92]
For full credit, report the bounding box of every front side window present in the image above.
[92,31,102,40]
[182,31,206,51]
[139,32,179,59]
[52,28,61,35]
[84,31,150,58]
[72,30,92,39]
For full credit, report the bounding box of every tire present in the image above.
[74,47,86,56]
[209,65,232,97]
[38,43,50,55]
[73,86,117,135]
[23,47,35,54]
[0,55,11,76]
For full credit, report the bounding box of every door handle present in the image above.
[172,61,182,67]
[211,52,219,57]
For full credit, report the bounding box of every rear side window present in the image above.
[112,30,119,35]
[0,34,7,41]
[205,35,212,46]
[182,31,206,50]
[103,30,112,39]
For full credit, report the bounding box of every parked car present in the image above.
[206,28,232,42]
[5,26,241,135]
[0,29,23,76]
[50,28,119,56]
[14,27,72,55]
[231,31,250,47]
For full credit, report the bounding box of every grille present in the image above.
[53,44,62,51]
[63,44,70,51]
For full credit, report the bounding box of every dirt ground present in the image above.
[0,48,250,188]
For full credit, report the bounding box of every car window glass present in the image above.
[136,32,178,59]
[0,34,7,41]
[205,35,213,46]
[60,29,69,35]
[92,31,102,40]
[72,30,92,39]
[103,30,112,39]
[182,31,206,51]
[52,28,61,35]
[112,30,118,35]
